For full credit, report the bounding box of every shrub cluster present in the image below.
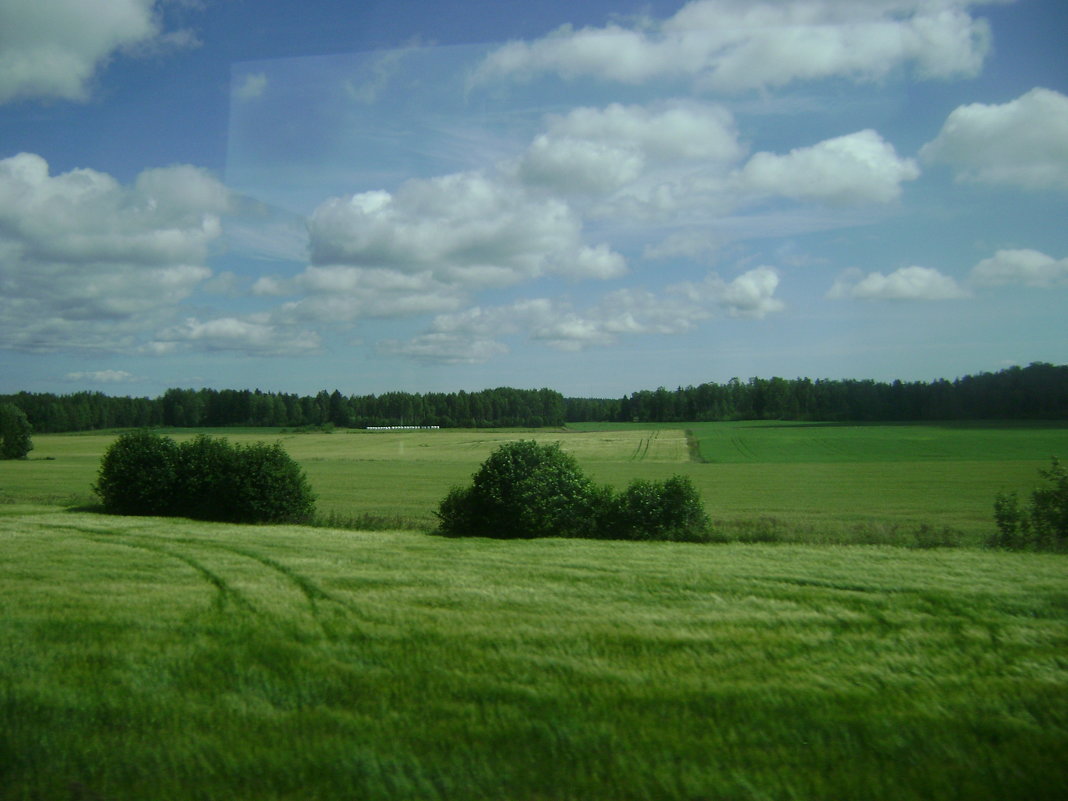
[435,440,710,541]
[990,457,1067,551]
[0,402,33,460]
[94,431,316,524]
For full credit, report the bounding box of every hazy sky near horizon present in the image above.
[1,0,1066,398]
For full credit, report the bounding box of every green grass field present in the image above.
[1,423,1066,799]
[4,421,1066,543]
[1,511,1066,800]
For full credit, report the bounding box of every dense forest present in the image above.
[2,363,1065,434]
[569,362,1068,423]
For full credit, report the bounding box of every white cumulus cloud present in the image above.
[517,100,742,195]
[472,0,993,92]
[970,249,1068,287]
[920,87,1068,191]
[828,265,970,301]
[307,169,626,296]
[0,152,227,352]
[64,369,137,384]
[585,127,918,223]
[0,0,198,103]
[734,130,920,205]
[382,266,785,363]
[276,266,466,324]
[150,316,321,357]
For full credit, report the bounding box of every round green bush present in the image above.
[224,441,317,524]
[436,440,603,539]
[612,475,711,541]
[174,434,242,522]
[95,431,315,524]
[94,430,181,516]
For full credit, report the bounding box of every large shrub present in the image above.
[94,431,315,524]
[435,440,711,542]
[436,440,604,539]
[991,457,1067,551]
[0,402,33,460]
[610,475,710,542]
[94,430,180,516]
[223,441,317,524]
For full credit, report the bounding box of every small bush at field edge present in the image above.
[435,440,712,542]
[990,457,1067,551]
[94,430,315,524]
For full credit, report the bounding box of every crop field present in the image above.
[1,511,1066,800]
[1,422,1066,799]
[4,421,1066,542]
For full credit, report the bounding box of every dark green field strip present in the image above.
[688,421,1068,464]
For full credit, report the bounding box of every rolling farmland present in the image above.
[1,512,1065,800]
[4,421,1067,540]
[1,422,1066,799]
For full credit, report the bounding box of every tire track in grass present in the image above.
[170,539,366,639]
[630,431,656,461]
[730,434,757,461]
[53,522,325,626]
[70,524,366,639]
[54,525,260,615]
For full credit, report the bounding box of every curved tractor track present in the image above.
[54,521,365,640]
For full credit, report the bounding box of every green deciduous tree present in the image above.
[991,457,1068,551]
[0,402,33,459]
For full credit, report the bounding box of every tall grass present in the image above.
[1,511,1065,800]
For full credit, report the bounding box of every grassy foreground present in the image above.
[2,510,1066,800]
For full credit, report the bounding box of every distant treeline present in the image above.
[2,363,1065,434]
[3,386,567,433]
[567,362,1068,423]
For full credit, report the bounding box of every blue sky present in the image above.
[1,0,1066,398]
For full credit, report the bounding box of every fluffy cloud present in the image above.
[0,152,226,351]
[829,251,1068,302]
[295,104,911,340]
[0,0,198,103]
[920,88,1068,190]
[308,170,626,288]
[548,101,741,161]
[149,316,321,357]
[970,249,1068,287]
[276,266,465,324]
[382,266,784,363]
[589,127,918,224]
[519,134,645,195]
[710,266,787,318]
[734,130,920,205]
[517,101,742,194]
[64,370,137,384]
[234,72,267,101]
[378,332,510,365]
[473,0,993,92]
[828,265,970,301]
